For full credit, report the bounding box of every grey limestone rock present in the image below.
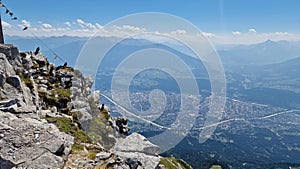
[6,76,21,90]
[33,53,48,67]
[112,133,161,169]
[0,110,74,169]
[0,53,16,76]
[0,44,19,62]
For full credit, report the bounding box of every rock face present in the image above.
[112,133,161,169]
[0,44,19,63]
[0,110,74,169]
[0,44,75,169]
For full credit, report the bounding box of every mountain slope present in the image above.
[219,40,300,66]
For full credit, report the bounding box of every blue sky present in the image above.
[1,0,300,44]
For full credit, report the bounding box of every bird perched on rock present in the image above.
[63,62,67,67]
[100,104,110,114]
[100,104,105,111]
[34,47,40,55]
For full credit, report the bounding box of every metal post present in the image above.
[0,15,4,44]
[0,0,4,44]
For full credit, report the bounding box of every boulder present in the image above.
[18,151,64,169]
[70,100,90,109]
[114,133,159,155]
[6,76,21,90]
[0,98,36,114]
[0,110,74,169]
[73,107,93,130]
[95,152,112,161]
[114,152,160,169]
[0,44,19,61]
[0,53,16,76]
[112,133,161,168]
[88,90,101,105]
[33,53,48,67]
[1,83,21,101]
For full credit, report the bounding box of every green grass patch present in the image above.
[88,152,96,160]
[160,157,192,169]
[71,143,84,151]
[55,88,71,101]
[38,89,57,108]
[38,88,71,111]
[45,117,92,144]
[160,158,177,168]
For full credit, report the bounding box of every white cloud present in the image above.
[64,22,72,27]
[202,32,216,38]
[95,23,103,29]
[86,23,96,29]
[171,29,187,35]
[57,27,71,31]
[76,19,85,29]
[274,32,289,36]
[2,21,12,28]
[232,31,241,35]
[20,20,31,27]
[108,25,147,37]
[76,19,85,25]
[76,19,98,29]
[122,25,146,32]
[248,28,257,34]
[42,23,52,29]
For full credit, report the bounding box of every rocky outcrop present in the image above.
[0,53,16,76]
[0,110,74,169]
[0,44,19,58]
[0,44,75,169]
[112,133,161,168]
[0,44,192,169]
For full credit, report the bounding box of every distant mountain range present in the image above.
[6,35,300,67]
[219,40,300,66]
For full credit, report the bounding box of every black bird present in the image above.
[100,104,105,111]
[34,47,40,55]
[63,62,67,67]
[5,9,9,14]
[9,12,13,17]
[22,27,28,31]
[12,17,17,20]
